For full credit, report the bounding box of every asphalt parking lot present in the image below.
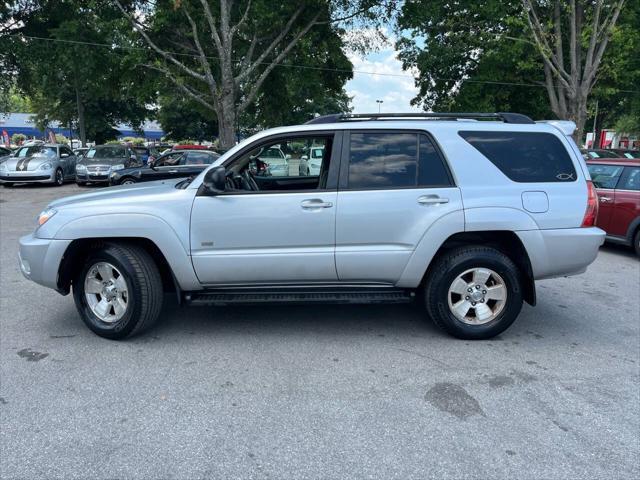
[1,183,638,479]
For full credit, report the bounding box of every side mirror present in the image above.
[301,155,308,160]
[285,154,291,160]
[61,153,70,158]
[203,166,226,194]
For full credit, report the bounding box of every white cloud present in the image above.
[345,45,421,114]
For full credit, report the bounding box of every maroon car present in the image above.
[587,158,640,256]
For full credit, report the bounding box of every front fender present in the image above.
[53,213,201,290]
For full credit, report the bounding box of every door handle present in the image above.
[418,195,449,205]
[599,196,612,202]
[301,199,333,209]
[168,169,178,174]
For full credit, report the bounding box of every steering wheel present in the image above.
[242,169,259,191]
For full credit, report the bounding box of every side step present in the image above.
[185,289,415,306]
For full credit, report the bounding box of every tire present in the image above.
[2,182,12,187]
[634,229,640,258]
[54,168,64,186]
[424,246,523,340]
[73,242,163,340]
[120,178,137,185]
[76,181,87,186]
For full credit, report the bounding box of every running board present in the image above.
[185,289,415,306]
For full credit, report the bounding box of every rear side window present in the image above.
[459,131,576,182]
[347,132,452,189]
[587,164,624,189]
[619,167,640,191]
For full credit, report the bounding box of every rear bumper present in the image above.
[18,233,72,292]
[517,227,606,280]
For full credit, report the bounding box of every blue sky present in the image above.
[344,37,422,114]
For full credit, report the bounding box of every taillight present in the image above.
[581,180,599,227]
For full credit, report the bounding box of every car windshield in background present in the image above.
[86,147,126,159]
[14,146,55,158]
[588,150,622,158]
[29,146,57,158]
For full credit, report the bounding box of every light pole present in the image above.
[376,100,383,113]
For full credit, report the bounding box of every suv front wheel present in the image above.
[73,242,163,339]
[424,246,523,339]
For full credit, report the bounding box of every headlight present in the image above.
[110,164,125,172]
[37,207,57,226]
[76,164,87,172]
[39,162,53,170]
[0,163,6,172]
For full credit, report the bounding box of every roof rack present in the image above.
[305,112,535,125]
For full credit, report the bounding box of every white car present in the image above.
[258,146,290,176]
[299,146,324,176]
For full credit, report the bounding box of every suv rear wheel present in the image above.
[73,242,163,339]
[424,246,523,339]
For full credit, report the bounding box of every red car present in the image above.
[586,158,640,256]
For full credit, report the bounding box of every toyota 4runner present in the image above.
[18,112,605,340]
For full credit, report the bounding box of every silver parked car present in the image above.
[0,144,77,186]
[19,112,605,340]
[75,144,140,185]
[299,146,324,176]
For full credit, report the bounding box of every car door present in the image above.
[180,151,213,177]
[335,130,463,283]
[586,163,625,232]
[609,166,640,238]
[190,132,340,285]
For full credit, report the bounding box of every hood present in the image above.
[79,157,127,166]
[2,155,52,171]
[49,178,183,209]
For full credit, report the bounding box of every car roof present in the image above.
[586,158,640,167]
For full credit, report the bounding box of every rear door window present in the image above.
[459,131,577,182]
[346,132,452,189]
[619,167,640,191]
[587,164,624,189]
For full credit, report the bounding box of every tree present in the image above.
[398,0,631,142]
[521,0,626,141]
[116,0,392,149]
[2,1,154,144]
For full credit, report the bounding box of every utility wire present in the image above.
[7,34,640,94]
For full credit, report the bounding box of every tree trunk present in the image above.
[75,87,86,147]
[216,98,236,150]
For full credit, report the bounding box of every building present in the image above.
[0,113,164,141]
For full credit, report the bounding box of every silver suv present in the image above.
[18,113,605,340]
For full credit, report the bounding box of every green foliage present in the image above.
[3,0,155,143]
[54,133,68,144]
[120,136,146,145]
[11,133,26,144]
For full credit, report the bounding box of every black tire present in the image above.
[73,242,163,339]
[633,229,640,258]
[2,182,13,187]
[120,177,137,185]
[76,181,87,186]
[424,246,523,340]
[54,168,64,186]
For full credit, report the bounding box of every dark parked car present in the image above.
[76,145,141,185]
[109,149,219,185]
[130,146,159,165]
[610,149,640,159]
[587,158,640,256]
[581,148,623,160]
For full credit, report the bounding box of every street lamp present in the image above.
[376,100,383,113]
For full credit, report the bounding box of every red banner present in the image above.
[1,129,9,147]
[48,130,56,144]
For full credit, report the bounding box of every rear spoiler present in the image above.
[536,120,576,136]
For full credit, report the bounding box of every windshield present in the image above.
[14,146,55,158]
[86,146,127,159]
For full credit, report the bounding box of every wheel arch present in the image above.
[419,231,536,306]
[625,216,640,244]
[57,237,182,303]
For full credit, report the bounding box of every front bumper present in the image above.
[517,227,606,280]
[0,171,55,183]
[19,233,72,292]
[76,172,110,184]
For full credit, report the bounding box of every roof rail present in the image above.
[305,112,535,125]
